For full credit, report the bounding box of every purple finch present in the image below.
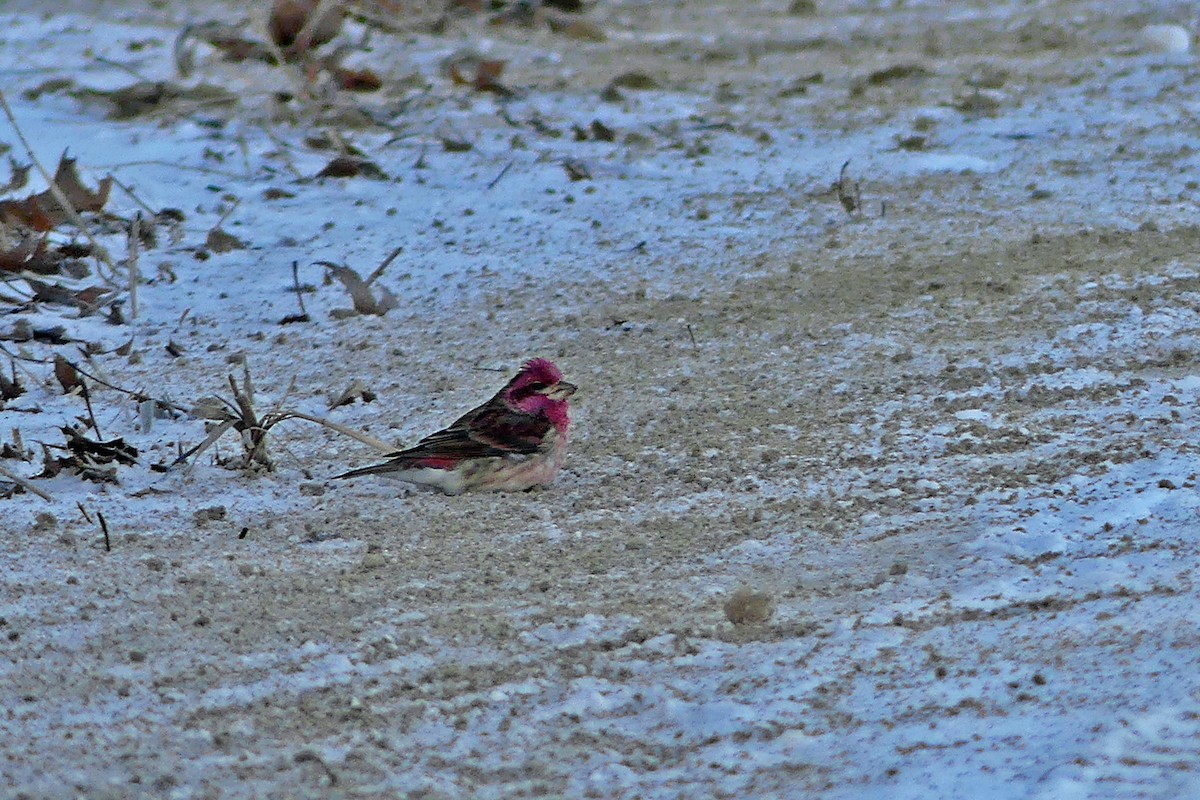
[335,358,576,495]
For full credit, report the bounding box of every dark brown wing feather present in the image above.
[334,394,552,480]
[405,405,551,459]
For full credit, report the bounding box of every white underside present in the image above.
[379,429,568,495]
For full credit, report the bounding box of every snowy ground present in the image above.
[4,0,1200,797]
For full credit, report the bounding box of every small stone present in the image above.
[1140,24,1190,54]
[129,650,147,663]
[299,482,326,496]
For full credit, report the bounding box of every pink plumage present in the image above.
[335,359,576,495]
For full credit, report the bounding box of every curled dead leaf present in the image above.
[0,154,112,232]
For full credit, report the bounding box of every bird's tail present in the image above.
[333,461,400,480]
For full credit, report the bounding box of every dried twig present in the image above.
[0,462,53,502]
[836,160,862,217]
[110,176,159,217]
[127,213,141,320]
[97,510,111,551]
[486,160,514,191]
[365,244,403,286]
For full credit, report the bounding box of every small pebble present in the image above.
[1141,24,1190,54]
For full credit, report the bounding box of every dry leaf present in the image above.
[205,226,247,253]
[449,58,511,95]
[53,355,82,394]
[563,159,591,181]
[315,156,387,180]
[71,82,238,120]
[270,0,344,51]
[610,71,658,90]
[0,236,58,274]
[332,66,383,92]
[0,157,30,194]
[0,154,112,231]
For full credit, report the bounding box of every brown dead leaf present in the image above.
[0,154,112,231]
[0,236,58,275]
[21,278,112,310]
[205,226,247,253]
[332,66,383,92]
[0,369,24,404]
[50,156,112,213]
[54,356,82,394]
[270,0,344,51]
[0,157,30,194]
[450,58,511,95]
[315,156,387,180]
[474,59,509,93]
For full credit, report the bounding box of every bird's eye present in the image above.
[526,381,548,392]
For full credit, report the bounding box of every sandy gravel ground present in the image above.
[4,1,1200,798]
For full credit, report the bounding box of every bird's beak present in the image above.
[549,381,577,400]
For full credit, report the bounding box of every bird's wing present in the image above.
[405,405,551,459]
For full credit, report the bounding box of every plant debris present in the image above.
[321,263,398,316]
[315,156,387,180]
[0,154,112,232]
[328,379,376,409]
[71,82,239,120]
[205,226,247,253]
[39,425,138,483]
[269,0,344,52]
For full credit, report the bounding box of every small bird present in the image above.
[335,358,576,495]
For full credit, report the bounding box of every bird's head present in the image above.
[503,358,576,424]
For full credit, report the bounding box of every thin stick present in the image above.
[261,125,305,180]
[0,462,53,502]
[274,411,397,453]
[0,90,116,272]
[365,244,403,286]
[687,323,698,351]
[76,501,92,523]
[81,383,102,439]
[110,176,158,217]
[0,344,191,416]
[485,160,513,191]
[291,260,308,317]
[93,55,152,83]
[127,213,140,320]
[97,510,111,552]
[213,197,241,229]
